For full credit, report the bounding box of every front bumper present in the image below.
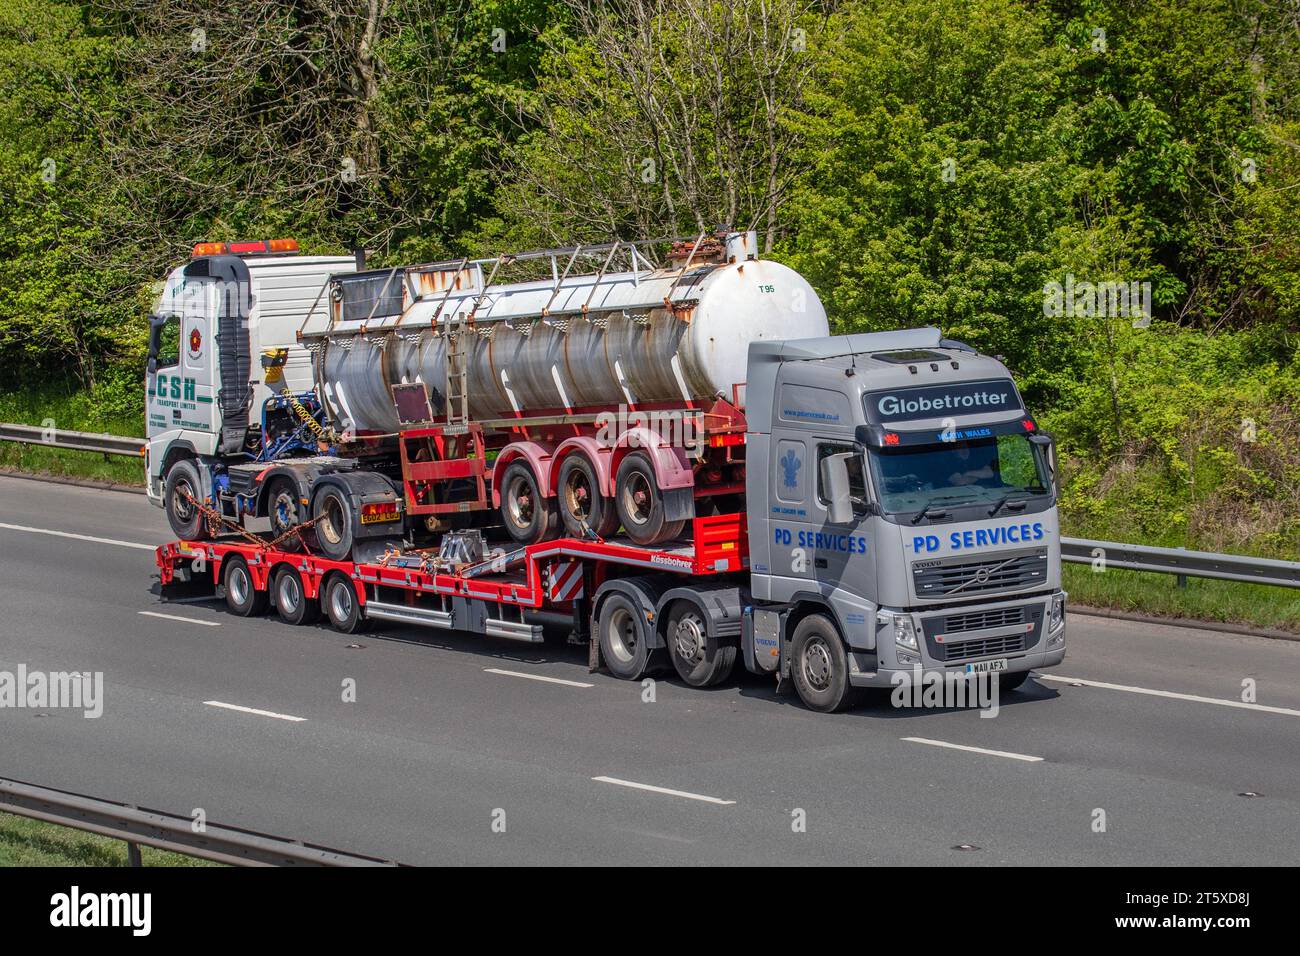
[850,591,1067,688]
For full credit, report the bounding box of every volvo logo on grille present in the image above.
[971,567,993,585]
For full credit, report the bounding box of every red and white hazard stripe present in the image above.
[546,560,585,602]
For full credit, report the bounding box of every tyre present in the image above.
[597,592,655,680]
[614,452,684,546]
[272,566,319,626]
[665,600,736,687]
[999,670,1031,692]
[322,572,367,634]
[163,459,210,541]
[312,484,355,561]
[499,460,557,544]
[266,477,308,553]
[223,555,267,617]
[790,614,862,713]
[557,453,619,539]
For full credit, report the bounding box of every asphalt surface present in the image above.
[1,474,1298,865]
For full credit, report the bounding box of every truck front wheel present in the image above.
[163,459,210,541]
[665,600,736,687]
[790,614,862,713]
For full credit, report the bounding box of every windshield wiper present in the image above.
[987,492,1031,517]
[909,494,976,525]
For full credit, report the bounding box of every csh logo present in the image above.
[50,886,151,936]
[187,327,202,358]
[779,448,801,490]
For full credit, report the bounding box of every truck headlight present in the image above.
[893,614,919,652]
[1048,593,1066,639]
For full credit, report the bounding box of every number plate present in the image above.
[360,512,399,525]
[965,658,1008,674]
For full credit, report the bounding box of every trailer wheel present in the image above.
[500,460,557,544]
[322,572,366,634]
[557,454,619,539]
[615,452,684,546]
[312,485,355,561]
[272,566,319,626]
[163,459,210,541]
[223,556,266,617]
[266,478,308,553]
[665,600,736,687]
[597,593,654,680]
[790,614,862,713]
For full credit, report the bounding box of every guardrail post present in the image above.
[126,841,143,867]
[1176,546,1188,589]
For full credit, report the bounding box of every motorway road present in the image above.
[1,474,1299,865]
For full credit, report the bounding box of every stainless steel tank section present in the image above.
[308,237,829,433]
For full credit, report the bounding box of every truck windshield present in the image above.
[868,434,1048,515]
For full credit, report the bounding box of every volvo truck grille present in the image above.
[912,549,1048,598]
[943,606,1025,633]
[937,633,1027,662]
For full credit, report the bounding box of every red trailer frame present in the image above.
[156,513,748,640]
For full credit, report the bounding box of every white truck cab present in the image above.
[144,241,355,510]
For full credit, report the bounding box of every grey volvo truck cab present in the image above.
[743,327,1066,712]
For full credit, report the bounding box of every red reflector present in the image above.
[883,433,900,446]
[1022,419,1036,431]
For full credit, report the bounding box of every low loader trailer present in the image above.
[152,235,1069,711]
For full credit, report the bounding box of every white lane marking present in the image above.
[592,776,736,806]
[138,610,220,627]
[203,701,306,723]
[0,522,156,551]
[484,667,593,688]
[902,736,1044,763]
[1042,674,1300,718]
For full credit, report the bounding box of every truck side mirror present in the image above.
[1028,432,1057,487]
[821,452,855,524]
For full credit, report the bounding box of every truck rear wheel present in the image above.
[223,556,266,617]
[790,614,862,713]
[322,572,366,634]
[163,459,210,541]
[597,592,655,680]
[500,460,557,544]
[266,477,308,553]
[665,600,736,687]
[312,485,355,561]
[557,453,619,539]
[273,566,319,626]
[615,452,684,546]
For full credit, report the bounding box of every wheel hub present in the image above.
[802,638,833,690]
[672,615,706,664]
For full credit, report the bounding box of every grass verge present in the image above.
[0,388,143,485]
[1064,563,1300,634]
[0,810,219,866]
